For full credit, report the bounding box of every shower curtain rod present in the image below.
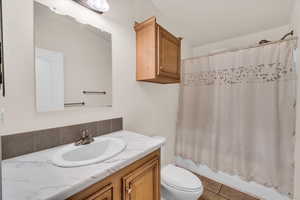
[183,37,298,61]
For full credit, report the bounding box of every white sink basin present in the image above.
[52,137,127,167]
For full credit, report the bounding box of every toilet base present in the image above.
[161,185,177,200]
[161,184,203,200]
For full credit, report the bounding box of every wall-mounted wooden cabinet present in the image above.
[134,17,182,84]
[68,150,160,200]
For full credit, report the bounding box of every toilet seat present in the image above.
[161,164,203,193]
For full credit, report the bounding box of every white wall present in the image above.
[290,1,300,199]
[192,25,291,56]
[0,0,192,165]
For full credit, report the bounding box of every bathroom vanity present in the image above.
[69,149,160,200]
[2,131,164,200]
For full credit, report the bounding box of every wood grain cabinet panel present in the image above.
[86,184,113,200]
[122,158,160,200]
[158,25,181,79]
[135,17,157,81]
[134,17,181,84]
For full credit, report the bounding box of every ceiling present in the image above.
[151,0,294,47]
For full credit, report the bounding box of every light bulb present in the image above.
[86,0,110,12]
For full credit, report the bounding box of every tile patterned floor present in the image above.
[196,175,260,200]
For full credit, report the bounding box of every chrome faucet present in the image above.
[75,130,95,146]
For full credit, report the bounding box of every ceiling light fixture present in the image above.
[73,0,110,14]
[86,0,110,12]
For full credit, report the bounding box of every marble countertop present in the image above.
[2,131,164,200]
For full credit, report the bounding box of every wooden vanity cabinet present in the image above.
[67,150,160,200]
[134,17,182,84]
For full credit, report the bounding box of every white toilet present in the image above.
[152,136,203,200]
[161,164,203,200]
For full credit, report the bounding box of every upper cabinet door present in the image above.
[157,25,181,80]
[122,158,160,200]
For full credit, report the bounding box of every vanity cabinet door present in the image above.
[157,25,181,80]
[85,184,113,200]
[122,158,160,200]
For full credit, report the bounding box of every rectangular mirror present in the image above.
[0,0,4,97]
[34,2,112,112]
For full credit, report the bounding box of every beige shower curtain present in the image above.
[175,39,297,196]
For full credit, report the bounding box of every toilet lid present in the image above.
[161,165,202,192]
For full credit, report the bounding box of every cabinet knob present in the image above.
[127,188,132,194]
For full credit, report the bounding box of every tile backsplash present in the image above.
[1,118,123,160]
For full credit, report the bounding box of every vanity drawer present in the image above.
[68,182,114,200]
[85,184,113,200]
